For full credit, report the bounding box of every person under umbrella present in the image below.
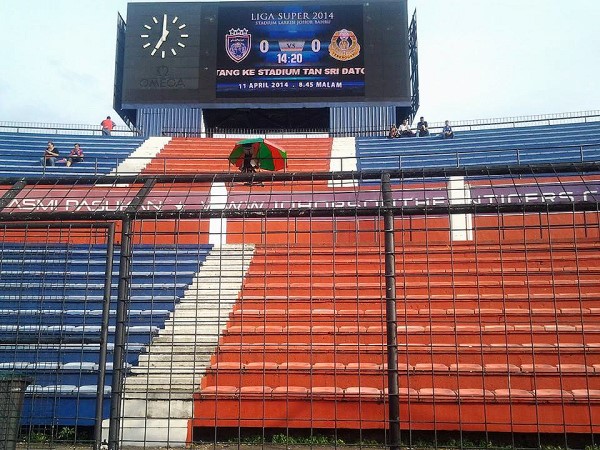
[240,143,256,173]
[228,138,287,185]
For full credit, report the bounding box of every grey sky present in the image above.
[1,0,598,127]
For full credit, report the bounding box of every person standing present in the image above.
[41,141,59,166]
[416,116,430,137]
[101,116,116,135]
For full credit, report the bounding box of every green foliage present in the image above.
[25,431,49,443]
[408,438,512,450]
[360,439,383,447]
[270,433,345,445]
[238,435,266,445]
[57,426,77,441]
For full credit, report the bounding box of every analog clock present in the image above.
[140,14,189,58]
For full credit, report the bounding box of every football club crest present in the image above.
[329,29,361,61]
[226,28,251,63]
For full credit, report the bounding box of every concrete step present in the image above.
[151,334,222,344]
[125,370,205,383]
[137,353,212,365]
[137,351,212,362]
[167,308,230,319]
[107,417,189,445]
[120,243,254,435]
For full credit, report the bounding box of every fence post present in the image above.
[381,172,400,450]
[94,223,115,450]
[109,217,133,450]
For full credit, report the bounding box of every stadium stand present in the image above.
[0,132,145,177]
[1,117,600,448]
[356,121,600,170]
[0,242,212,425]
[191,240,600,434]
[141,137,333,175]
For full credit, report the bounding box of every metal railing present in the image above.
[368,141,600,171]
[2,110,600,139]
[161,110,600,138]
[0,141,598,179]
[0,121,141,137]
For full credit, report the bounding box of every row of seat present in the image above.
[0,309,171,324]
[356,121,600,171]
[202,362,600,391]
[222,323,600,334]
[141,137,334,177]
[236,295,600,312]
[231,307,600,318]
[192,386,600,433]
[0,131,144,177]
[0,242,212,426]
[198,384,600,402]
[201,235,600,446]
[207,361,600,374]
[0,343,145,364]
[213,342,600,368]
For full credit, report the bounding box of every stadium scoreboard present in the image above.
[121,0,410,107]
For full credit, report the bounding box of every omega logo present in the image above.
[139,65,186,89]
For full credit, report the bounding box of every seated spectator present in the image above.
[101,116,116,136]
[66,143,84,167]
[416,116,430,137]
[40,141,59,167]
[240,144,256,173]
[442,120,454,139]
[399,119,415,137]
[388,124,399,138]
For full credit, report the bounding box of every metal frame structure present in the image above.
[408,9,419,122]
[0,222,115,450]
[0,164,599,449]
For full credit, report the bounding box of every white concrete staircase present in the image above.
[329,137,357,187]
[104,244,255,446]
[109,136,171,176]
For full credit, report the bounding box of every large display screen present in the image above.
[120,0,411,108]
[216,4,364,98]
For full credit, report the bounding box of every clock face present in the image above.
[140,14,188,58]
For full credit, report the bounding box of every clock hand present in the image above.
[153,30,169,50]
[158,14,170,42]
[154,36,165,50]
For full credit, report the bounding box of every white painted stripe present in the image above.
[329,137,357,187]
[108,136,172,177]
[208,182,228,246]
[447,176,473,241]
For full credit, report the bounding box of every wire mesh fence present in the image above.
[0,167,599,450]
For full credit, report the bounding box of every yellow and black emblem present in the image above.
[329,29,361,61]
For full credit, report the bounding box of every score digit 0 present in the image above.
[259,39,322,53]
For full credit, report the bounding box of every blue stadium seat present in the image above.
[0,242,212,425]
[0,131,145,178]
[356,121,600,173]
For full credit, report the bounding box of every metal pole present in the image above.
[94,222,115,450]
[109,217,133,450]
[382,172,400,450]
